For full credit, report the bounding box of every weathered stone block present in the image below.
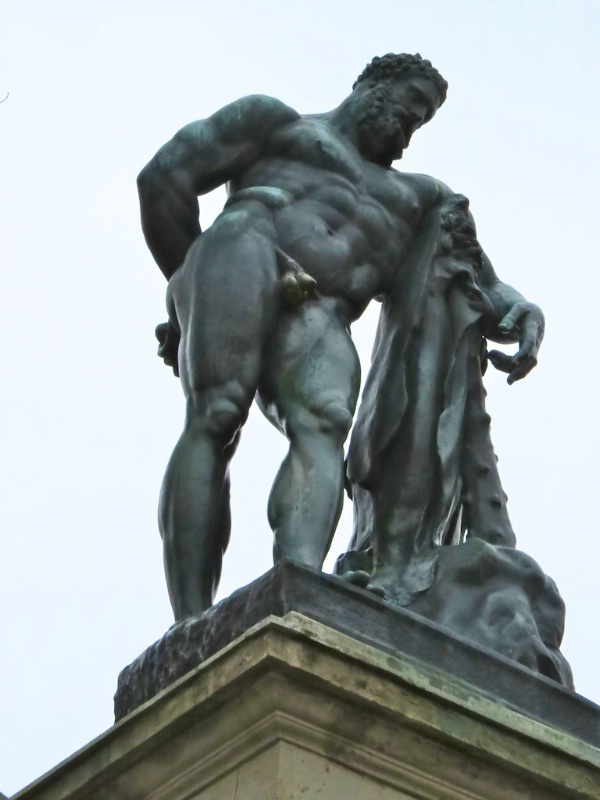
[115,561,596,747]
[14,612,600,800]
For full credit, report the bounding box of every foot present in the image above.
[366,565,404,603]
[339,569,371,588]
[366,554,438,607]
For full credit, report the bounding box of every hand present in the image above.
[487,302,544,385]
[156,321,180,377]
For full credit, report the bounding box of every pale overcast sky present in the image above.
[2,1,599,793]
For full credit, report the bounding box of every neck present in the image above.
[317,91,371,152]
[327,96,362,144]
[325,102,396,167]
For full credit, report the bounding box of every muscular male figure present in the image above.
[138,54,543,620]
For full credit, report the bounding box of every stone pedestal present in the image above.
[13,612,600,799]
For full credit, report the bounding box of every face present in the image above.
[357,76,441,165]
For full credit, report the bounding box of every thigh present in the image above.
[169,206,280,400]
[259,298,361,433]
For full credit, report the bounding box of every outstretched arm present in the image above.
[479,252,545,384]
[137,94,300,279]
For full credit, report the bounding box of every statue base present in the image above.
[13,609,600,799]
[115,561,587,743]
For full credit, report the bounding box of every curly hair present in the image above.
[353,53,448,104]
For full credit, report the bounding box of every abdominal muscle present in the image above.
[224,180,407,319]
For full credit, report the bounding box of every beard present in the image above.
[357,84,407,166]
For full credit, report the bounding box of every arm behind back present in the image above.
[138,94,300,279]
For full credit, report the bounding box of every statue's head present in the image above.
[352,53,447,166]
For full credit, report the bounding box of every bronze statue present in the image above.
[138,54,544,621]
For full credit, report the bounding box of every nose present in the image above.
[409,105,427,128]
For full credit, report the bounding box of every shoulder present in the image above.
[210,94,301,141]
[393,171,455,205]
[144,95,300,178]
[168,94,300,152]
[231,93,300,118]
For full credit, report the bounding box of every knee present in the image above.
[288,399,353,445]
[186,387,250,447]
[317,401,353,439]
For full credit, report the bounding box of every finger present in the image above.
[512,325,542,371]
[498,304,526,334]
[487,350,514,373]
[280,275,301,306]
[298,272,317,290]
[520,317,542,352]
[520,325,537,351]
[299,273,318,299]
[511,340,535,367]
[508,355,537,385]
